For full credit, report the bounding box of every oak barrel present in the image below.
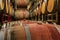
[15,9,29,19]
[15,0,29,6]
[41,2,46,14]
[0,0,4,10]
[3,21,60,40]
[47,0,57,13]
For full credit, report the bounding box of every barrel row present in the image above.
[0,0,59,19]
[0,0,29,10]
[34,0,58,14]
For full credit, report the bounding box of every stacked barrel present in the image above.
[0,0,4,23]
[5,0,59,22]
[33,0,47,21]
[6,0,29,19]
[15,0,29,19]
[0,0,4,10]
[46,0,58,23]
[0,0,12,24]
[34,0,58,23]
[39,0,58,15]
[47,0,57,13]
[15,9,29,19]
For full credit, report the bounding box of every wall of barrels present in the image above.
[0,0,60,26]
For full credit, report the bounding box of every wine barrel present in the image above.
[15,0,29,6]
[35,5,41,16]
[3,23,60,40]
[15,9,29,19]
[41,0,47,14]
[41,2,46,14]
[6,0,8,13]
[47,0,57,12]
[0,0,4,10]
[9,5,14,16]
[6,0,14,14]
[6,0,14,15]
